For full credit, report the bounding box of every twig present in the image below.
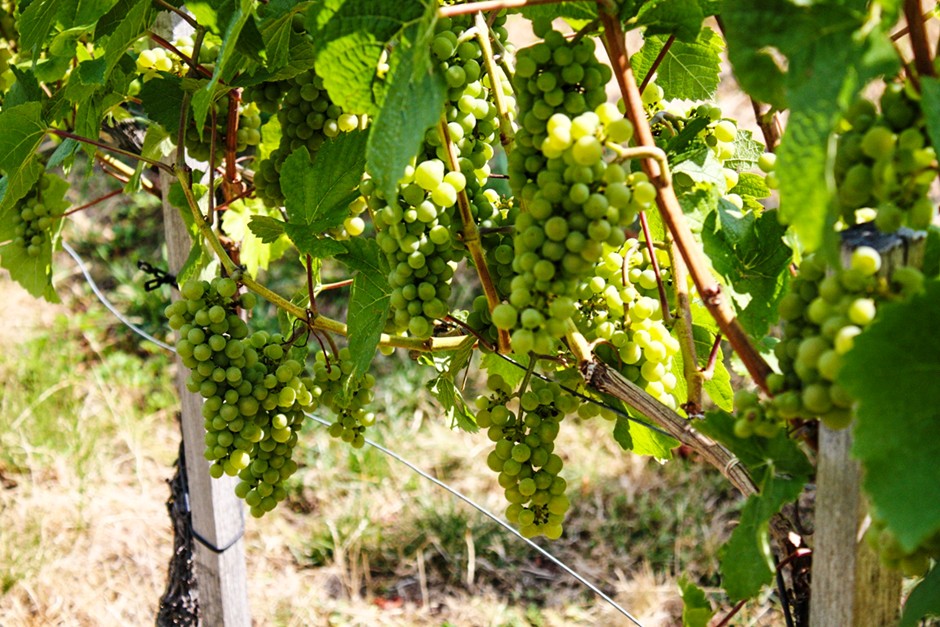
[48,129,171,172]
[638,211,671,324]
[63,188,124,216]
[438,117,512,353]
[318,278,354,292]
[306,254,318,316]
[714,599,747,627]
[701,333,722,380]
[598,4,773,394]
[751,99,782,153]
[891,8,935,40]
[904,0,936,78]
[638,34,675,94]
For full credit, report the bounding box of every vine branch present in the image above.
[904,0,936,78]
[439,0,582,17]
[598,4,773,394]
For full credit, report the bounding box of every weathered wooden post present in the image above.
[161,166,251,625]
[809,225,924,626]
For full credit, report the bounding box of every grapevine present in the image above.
[1,1,939,624]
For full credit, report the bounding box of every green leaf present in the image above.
[18,0,62,57]
[6,67,44,109]
[258,1,313,71]
[248,215,287,243]
[0,174,69,301]
[679,578,714,627]
[307,0,433,115]
[519,3,597,22]
[138,76,185,136]
[702,207,792,338]
[613,414,677,460]
[635,0,705,42]
[367,24,447,202]
[924,225,940,278]
[899,562,940,627]
[336,238,391,385]
[221,198,291,276]
[724,129,765,172]
[125,125,173,193]
[0,103,48,213]
[722,0,900,252]
[427,373,479,433]
[632,27,723,101]
[719,469,803,600]
[191,0,254,134]
[730,172,771,200]
[281,130,367,233]
[281,227,348,259]
[839,280,940,553]
[920,77,940,170]
[100,0,154,79]
[480,352,529,390]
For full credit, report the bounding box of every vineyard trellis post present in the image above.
[809,229,925,625]
[161,165,251,626]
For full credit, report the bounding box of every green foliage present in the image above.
[632,27,723,102]
[337,238,391,386]
[899,562,940,627]
[839,280,940,552]
[678,577,714,627]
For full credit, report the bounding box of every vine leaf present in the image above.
[307,0,435,115]
[280,130,367,241]
[367,23,447,203]
[899,562,940,627]
[633,0,705,42]
[257,1,314,72]
[426,336,479,433]
[18,0,62,58]
[632,27,723,101]
[100,0,155,79]
[702,206,791,338]
[721,0,900,253]
[336,238,391,388]
[839,280,940,553]
[698,410,812,600]
[221,198,292,276]
[191,0,255,135]
[613,413,677,460]
[0,102,48,214]
[678,577,714,627]
[138,76,186,136]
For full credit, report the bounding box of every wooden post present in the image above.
[162,167,252,626]
[809,225,925,626]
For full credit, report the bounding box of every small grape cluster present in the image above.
[476,373,576,539]
[9,175,58,257]
[732,389,782,439]
[771,246,923,429]
[834,84,938,231]
[252,69,362,208]
[496,103,657,355]
[576,239,681,409]
[166,277,317,517]
[314,348,377,449]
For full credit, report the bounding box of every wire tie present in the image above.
[137,260,177,292]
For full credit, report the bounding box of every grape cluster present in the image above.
[9,175,58,257]
[496,103,656,354]
[771,246,923,430]
[365,11,510,338]
[166,277,317,517]
[476,373,577,539]
[314,348,377,448]
[252,69,362,208]
[866,517,940,578]
[732,389,782,439]
[834,84,938,231]
[576,239,681,409]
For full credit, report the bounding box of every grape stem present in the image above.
[437,117,512,353]
[438,0,579,17]
[606,143,672,187]
[904,0,936,79]
[564,320,757,497]
[474,13,515,153]
[598,5,773,394]
[174,27,207,173]
[638,211,672,324]
[62,188,124,217]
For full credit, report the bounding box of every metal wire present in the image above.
[59,242,646,625]
[61,239,175,351]
[305,412,644,626]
